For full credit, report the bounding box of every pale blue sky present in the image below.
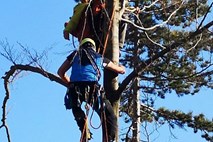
[0,1,212,142]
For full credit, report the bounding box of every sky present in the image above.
[0,0,212,142]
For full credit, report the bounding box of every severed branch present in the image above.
[0,64,68,142]
[0,77,11,142]
[3,65,68,88]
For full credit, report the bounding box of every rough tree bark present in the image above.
[104,0,121,142]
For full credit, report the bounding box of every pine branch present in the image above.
[117,21,213,95]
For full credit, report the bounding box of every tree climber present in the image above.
[63,0,105,52]
[57,38,125,142]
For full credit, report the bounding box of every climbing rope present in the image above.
[79,86,111,142]
[80,116,89,142]
[101,7,115,57]
[68,1,115,141]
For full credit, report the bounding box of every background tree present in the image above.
[117,0,213,141]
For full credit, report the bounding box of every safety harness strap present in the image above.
[82,48,101,80]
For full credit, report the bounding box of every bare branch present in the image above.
[121,1,184,31]
[0,40,17,65]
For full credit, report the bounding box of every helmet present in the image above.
[80,38,96,51]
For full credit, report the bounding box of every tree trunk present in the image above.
[132,78,141,142]
[104,0,120,142]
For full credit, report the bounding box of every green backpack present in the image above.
[64,3,88,37]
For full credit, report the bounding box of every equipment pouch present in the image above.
[64,89,73,110]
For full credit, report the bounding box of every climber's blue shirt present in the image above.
[67,48,110,82]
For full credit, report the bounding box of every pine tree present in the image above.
[118,0,213,141]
